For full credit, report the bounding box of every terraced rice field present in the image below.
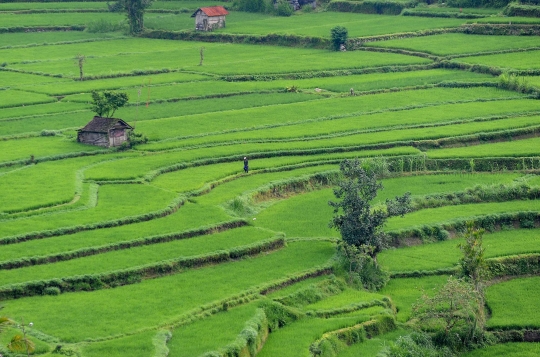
[0,2,540,356]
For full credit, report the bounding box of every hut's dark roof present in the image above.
[79,116,133,133]
[191,6,229,17]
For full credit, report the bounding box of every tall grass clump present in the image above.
[86,19,127,33]
[498,72,531,93]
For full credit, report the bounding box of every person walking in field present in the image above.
[243,157,249,173]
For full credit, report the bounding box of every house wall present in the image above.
[78,132,109,147]
[195,13,226,31]
[109,129,128,147]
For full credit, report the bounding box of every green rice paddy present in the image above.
[1,5,539,356]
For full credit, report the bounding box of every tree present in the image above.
[114,0,153,35]
[458,222,488,293]
[330,26,348,51]
[328,158,411,260]
[91,91,129,118]
[75,54,85,81]
[411,277,487,352]
[336,241,389,291]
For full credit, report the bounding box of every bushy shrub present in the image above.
[121,130,148,149]
[260,300,303,331]
[235,0,267,12]
[411,277,491,353]
[330,26,348,51]
[380,331,455,357]
[43,287,61,296]
[40,130,57,137]
[447,0,511,7]
[86,19,126,33]
[498,71,531,93]
[300,3,314,12]
[336,242,389,291]
[276,0,294,16]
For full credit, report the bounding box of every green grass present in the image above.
[168,303,259,357]
[140,110,540,156]
[386,199,540,231]
[265,275,331,299]
[473,16,540,24]
[0,70,71,88]
[147,11,466,37]
[257,314,372,357]
[379,228,540,272]
[0,202,232,263]
[254,189,338,238]
[406,5,501,14]
[44,68,492,97]
[30,71,211,96]
[0,101,86,121]
[455,50,540,70]
[528,174,540,187]
[303,287,386,311]
[0,88,56,108]
[0,184,177,239]
[11,42,430,78]
[149,148,417,193]
[134,87,531,142]
[486,276,540,329]
[0,155,107,213]
[1,240,335,342]
[140,101,538,153]
[196,165,338,206]
[525,75,540,90]
[463,342,540,357]
[0,227,276,286]
[0,12,123,28]
[427,137,540,158]
[169,98,536,148]
[337,327,409,357]
[380,275,448,322]
[1,93,319,137]
[0,327,51,355]
[67,72,491,104]
[370,33,540,56]
[81,330,156,357]
[0,31,124,48]
[0,2,109,10]
[0,136,105,164]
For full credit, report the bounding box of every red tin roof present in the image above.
[192,6,229,17]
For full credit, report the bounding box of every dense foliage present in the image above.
[90,90,129,118]
[330,25,348,51]
[329,158,411,258]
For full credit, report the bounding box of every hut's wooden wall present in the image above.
[78,132,109,147]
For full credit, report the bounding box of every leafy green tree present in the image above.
[330,26,348,51]
[411,277,488,353]
[329,158,411,260]
[91,91,129,118]
[458,222,488,293]
[114,0,153,34]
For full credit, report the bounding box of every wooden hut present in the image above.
[191,6,229,31]
[77,116,133,147]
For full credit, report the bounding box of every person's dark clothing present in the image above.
[243,158,249,173]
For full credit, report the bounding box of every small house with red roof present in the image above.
[191,6,229,31]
